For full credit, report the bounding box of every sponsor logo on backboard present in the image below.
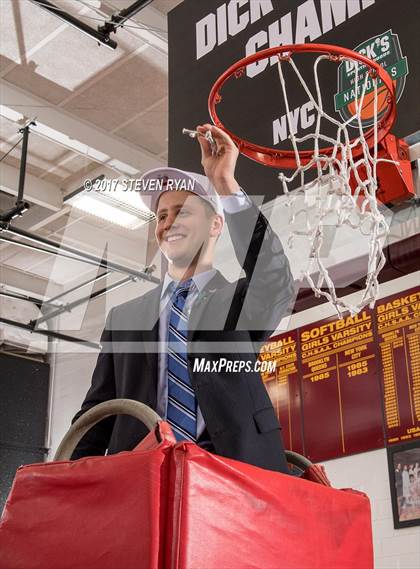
[335,30,408,128]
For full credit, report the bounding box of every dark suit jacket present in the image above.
[70,203,294,473]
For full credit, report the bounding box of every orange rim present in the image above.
[208,43,396,169]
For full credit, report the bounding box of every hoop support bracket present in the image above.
[374,134,415,204]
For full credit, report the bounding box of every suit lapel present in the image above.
[137,283,163,332]
[135,283,162,408]
[189,271,229,339]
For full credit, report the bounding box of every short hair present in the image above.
[199,196,218,219]
[155,191,216,219]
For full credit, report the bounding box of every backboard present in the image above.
[168,0,420,203]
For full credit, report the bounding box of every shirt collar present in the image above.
[161,268,217,299]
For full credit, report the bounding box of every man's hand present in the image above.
[196,124,241,196]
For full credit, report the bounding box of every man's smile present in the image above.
[165,233,187,242]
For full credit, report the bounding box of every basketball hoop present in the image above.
[209,44,414,317]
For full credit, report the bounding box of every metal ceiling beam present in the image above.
[30,0,158,51]
[47,270,111,303]
[1,225,160,284]
[0,235,109,270]
[27,211,156,277]
[98,0,155,35]
[97,0,168,55]
[29,0,118,49]
[0,265,61,298]
[0,317,100,349]
[0,81,164,174]
[0,162,62,211]
[32,275,135,326]
[0,290,59,308]
[0,121,35,222]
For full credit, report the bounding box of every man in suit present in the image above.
[70,124,294,474]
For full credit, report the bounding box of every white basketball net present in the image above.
[276,54,396,317]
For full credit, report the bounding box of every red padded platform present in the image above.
[166,444,373,569]
[0,427,173,569]
[0,423,373,569]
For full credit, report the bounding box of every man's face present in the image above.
[155,190,217,266]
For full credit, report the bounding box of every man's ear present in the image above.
[210,214,224,238]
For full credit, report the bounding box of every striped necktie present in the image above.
[166,279,197,442]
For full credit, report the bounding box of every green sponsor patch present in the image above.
[335,58,408,110]
[335,31,409,127]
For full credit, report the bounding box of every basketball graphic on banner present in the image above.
[347,82,392,121]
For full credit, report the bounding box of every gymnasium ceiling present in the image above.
[0,0,183,297]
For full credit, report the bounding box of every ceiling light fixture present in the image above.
[64,178,155,230]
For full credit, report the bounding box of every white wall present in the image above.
[48,351,98,459]
[47,277,156,458]
[324,449,420,569]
